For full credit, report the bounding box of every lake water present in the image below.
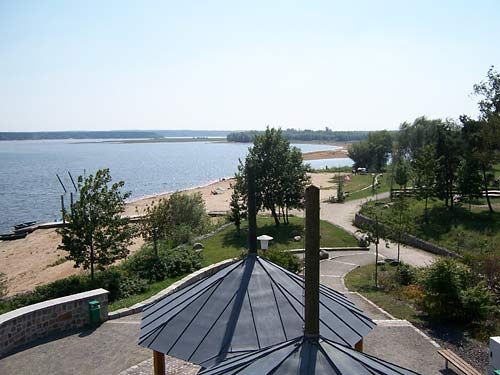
[0,140,352,233]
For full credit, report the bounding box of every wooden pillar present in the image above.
[304,185,320,338]
[355,339,364,352]
[153,350,165,375]
[247,165,257,254]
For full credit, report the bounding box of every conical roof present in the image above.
[139,254,374,368]
[199,336,421,375]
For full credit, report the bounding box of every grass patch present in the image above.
[345,264,423,323]
[200,216,358,267]
[360,198,500,256]
[46,257,67,268]
[338,172,392,201]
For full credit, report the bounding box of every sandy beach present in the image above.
[0,172,339,296]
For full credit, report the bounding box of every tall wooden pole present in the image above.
[60,195,66,225]
[304,185,320,338]
[153,350,165,375]
[247,165,257,254]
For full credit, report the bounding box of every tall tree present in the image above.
[460,67,500,213]
[412,144,437,223]
[234,127,310,226]
[347,130,393,172]
[456,156,483,211]
[58,169,134,280]
[435,121,463,208]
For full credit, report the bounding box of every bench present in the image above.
[437,349,481,375]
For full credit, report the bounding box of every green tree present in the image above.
[412,144,437,222]
[357,215,389,288]
[235,127,310,226]
[394,160,410,190]
[139,192,209,248]
[460,67,500,213]
[398,117,441,160]
[348,130,393,172]
[58,169,134,280]
[391,196,410,264]
[456,156,483,211]
[435,121,463,208]
[228,177,246,232]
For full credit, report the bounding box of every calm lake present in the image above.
[0,140,353,233]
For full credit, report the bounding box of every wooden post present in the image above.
[355,339,364,352]
[304,185,320,338]
[153,350,165,375]
[247,165,257,254]
[60,195,66,225]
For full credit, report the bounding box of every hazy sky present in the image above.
[1,1,499,132]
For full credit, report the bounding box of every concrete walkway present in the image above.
[320,193,436,267]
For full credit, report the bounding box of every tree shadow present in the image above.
[221,221,304,250]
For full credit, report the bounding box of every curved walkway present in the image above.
[320,193,436,267]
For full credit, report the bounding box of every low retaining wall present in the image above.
[0,288,109,357]
[354,213,459,258]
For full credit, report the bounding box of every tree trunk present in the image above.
[424,197,429,223]
[90,242,95,281]
[270,207,280,226]
[375,243,379,289]
[482,167,494,213]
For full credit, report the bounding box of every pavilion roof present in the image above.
[138,254,374,368]
[198,336,421,375]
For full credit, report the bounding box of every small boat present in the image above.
[13,221,37,230]
[0,232,28,241]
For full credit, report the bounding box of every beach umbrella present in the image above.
[198,186,422,375]
[138,173,374,372]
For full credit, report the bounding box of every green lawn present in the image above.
[336,172,392,201]
[360,198,500,256]
[109,216,358,311]
[345,264,423,323]
[201,216,359,267]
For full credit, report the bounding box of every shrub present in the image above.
[0,272,8,299]
[402,284,425,307]
[123,246,202,282]
[459,282,496,323]
[262,249,302,274]
[394,263,418,286]
[420,259,468,319]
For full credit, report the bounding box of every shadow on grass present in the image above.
[221,221,303,250]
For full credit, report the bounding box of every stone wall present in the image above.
[0,288,109,357]
[354,213,459,258]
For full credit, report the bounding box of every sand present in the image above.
[0,173,339,296]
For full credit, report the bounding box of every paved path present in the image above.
[320,193,436,267]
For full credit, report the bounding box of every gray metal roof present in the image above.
[199,336,422,375]
[139,254,375,368]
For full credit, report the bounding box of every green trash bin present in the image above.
[88,300,101,324]
[494,370,500,375]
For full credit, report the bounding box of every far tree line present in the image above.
[348,67,500,214]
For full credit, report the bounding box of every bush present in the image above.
[459,282,496,323]
[0,272,8,300]
[262,249,302,274]
[420,259,468,319]
[122,245,202,282]
[394,263,418,286]
[419,258,496,323]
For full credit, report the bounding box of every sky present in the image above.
[1,1,499,132]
